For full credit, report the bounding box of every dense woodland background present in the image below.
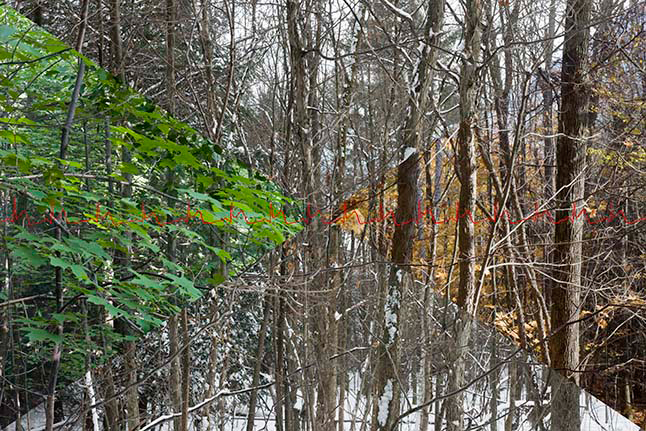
[0,0,644,429]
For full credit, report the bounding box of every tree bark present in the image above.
[371,3,444,430]
[109,0,124,81]
[180,309,190,431]
[245,296,271,431]
[447,0,481,428]
[46,2,89,428]
[169,315,182,431]
[550,0,592,427]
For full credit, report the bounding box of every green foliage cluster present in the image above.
[0,6,301,389]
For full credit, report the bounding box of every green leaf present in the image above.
[11,245,47,268]
[0,129,29,145]
[208,273,226,285]
[158,124,170,135]
[23,327,63,344]
[220,200,254,212]
[129,272,163,290]
[49,256,71,270]
[166,273,201,300]
[52,312,80,324]
[196,175,214,188]
[28,189,47,200]
[87,294,127,319]
[58,159,83,168]
[70,264,89,280]
[215,248,231,261]
[173,149,200,168]
[0,117,37,125]
[65,237,110,260]
[119,162,139,175]
[0,25,18,42]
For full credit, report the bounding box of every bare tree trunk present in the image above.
[45,2,90,428]
[504,360,518,431]
[337,319,347,431]
[274,285,286,431]
[0,195,11,419]
[163,1,191,429]
[245,295,270,431]
[82,300,100,431]
[119,133,140,431]
[202,299,218,426]
[323,6,367,431]
[285,2,334,431]
[180,310,190,431]
[106,2,140,426]
[169,315,182,431]
[419,139,444,431]
[109,0,124,81]
[550,0,591,427]
[166,0,176,112]
[542,0,557,202]
[446,0,481,428]
[195,0,218,138]
[102,339,120,430]
[371,4,444,430]
[118,325,139,431]
[489,264,499,431]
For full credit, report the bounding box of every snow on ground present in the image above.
[5,370,639,431]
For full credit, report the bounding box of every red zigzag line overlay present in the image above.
[2,196,644,229]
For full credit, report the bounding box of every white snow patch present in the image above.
[377,380,393,426]
[385,308,397,342]
[294,389,304,411]
[403,147,417,162]
[381,0,413,21]
[384,289,400,344]
[334,312,342,321]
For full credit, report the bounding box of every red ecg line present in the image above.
[308,200,645,227]
[0,196,299,228]
[1,196,644,229]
